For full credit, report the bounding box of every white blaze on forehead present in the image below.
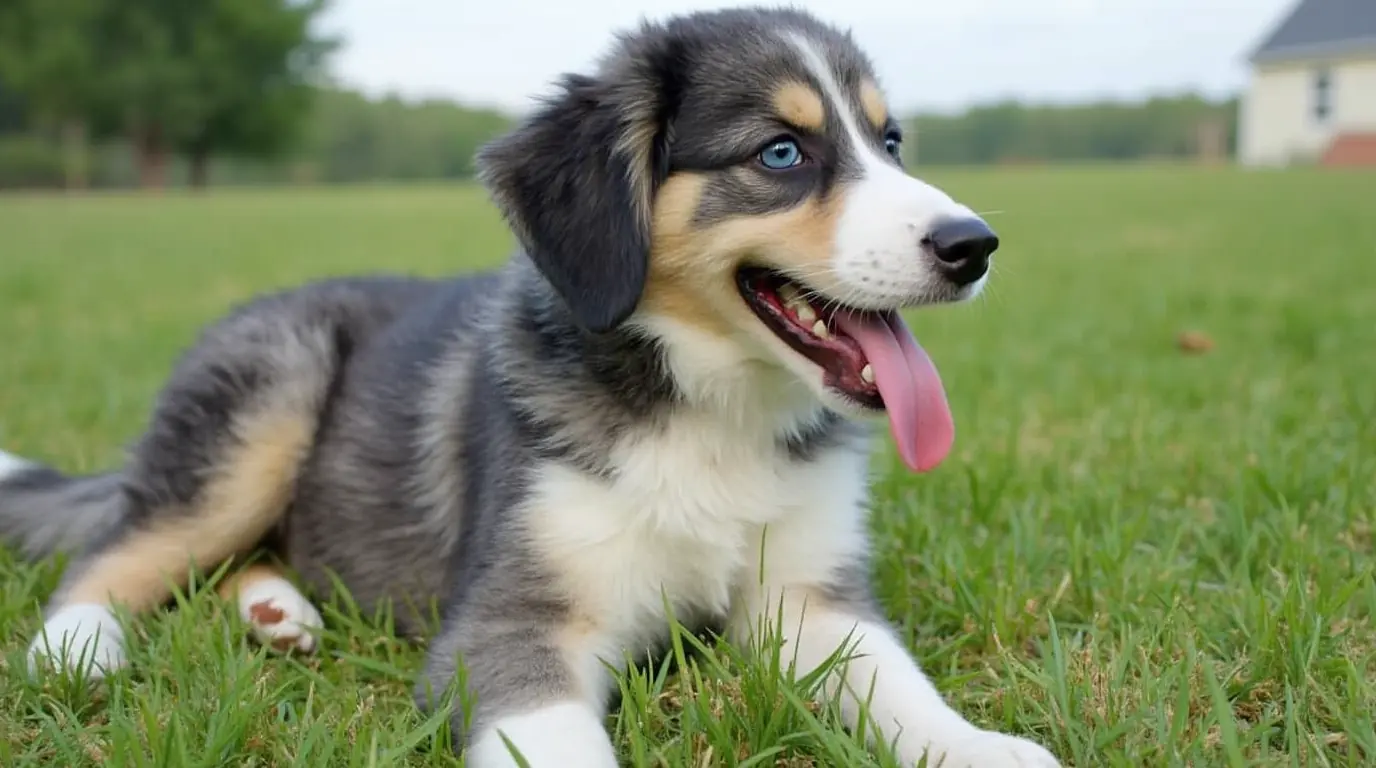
[782,30,976,208]
[782,32,892,175]
[780,31,985,308]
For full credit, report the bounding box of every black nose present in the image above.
[923,216,999,284]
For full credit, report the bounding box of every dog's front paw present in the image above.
[26,603,129,681]
[238,577,323,654]
[926,729,1060,768]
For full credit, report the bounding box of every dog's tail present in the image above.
[0,449,126,561]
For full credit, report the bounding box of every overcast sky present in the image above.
[316,0,1297,115]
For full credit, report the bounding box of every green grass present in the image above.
[1,165,1374,766]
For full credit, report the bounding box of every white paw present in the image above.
[926,730,1061,768]
[26,603,128,680]
[0,449,32,480]
[467,701,619,768]
[238,577,323,654]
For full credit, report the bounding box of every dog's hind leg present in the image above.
[216,561,323,654]
[24,310,340,680]
[25,404,320,679]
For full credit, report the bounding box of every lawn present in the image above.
[1,165,1373,767]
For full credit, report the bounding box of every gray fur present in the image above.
[3,6,928,756]
[0,465,125,559]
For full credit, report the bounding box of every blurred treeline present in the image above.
[0,0,1239,192]
[0,0,510,190]
[906,95,1238,166]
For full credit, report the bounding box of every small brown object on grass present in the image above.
[1177,330,1214,354]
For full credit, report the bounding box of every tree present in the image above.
[99,0,336,189]
[0,79,27,135]
[0,0,114,189]
[174,0,337,188]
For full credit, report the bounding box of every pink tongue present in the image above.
[832,310,955,472]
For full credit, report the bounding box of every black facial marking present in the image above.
[476,26,695,336]
[643,15,888,230]
[476,6,892,318]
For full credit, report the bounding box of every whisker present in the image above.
[779,265,844,283]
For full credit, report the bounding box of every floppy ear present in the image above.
[476,69,671,333]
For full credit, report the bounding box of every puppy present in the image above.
[2,6,1058,767]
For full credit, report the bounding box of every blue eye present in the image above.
[759,138,803,169]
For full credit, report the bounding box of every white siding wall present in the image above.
[1238,54,1376,167]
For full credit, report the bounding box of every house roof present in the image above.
[1250,0,1376,63]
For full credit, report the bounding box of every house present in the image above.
[1237,0,1376,167]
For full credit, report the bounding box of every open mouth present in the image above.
[736,267,884,408]
[735,266,957,473]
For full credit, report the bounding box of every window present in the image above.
[1312,67,1332,123]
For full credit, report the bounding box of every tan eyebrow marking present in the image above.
[859,79,888,130]
[772,81,827,132]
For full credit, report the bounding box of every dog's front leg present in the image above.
[764,592,1059,767]
[730,531,1060,767]
[415,613,620,768]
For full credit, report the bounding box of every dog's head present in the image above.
[477,7,998,472]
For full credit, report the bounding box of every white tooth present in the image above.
[795,304,817,324]
[778,282,800,301]
[812,320,829,338]
[861,364,875,383]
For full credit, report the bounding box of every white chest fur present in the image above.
[524,405,872,651]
